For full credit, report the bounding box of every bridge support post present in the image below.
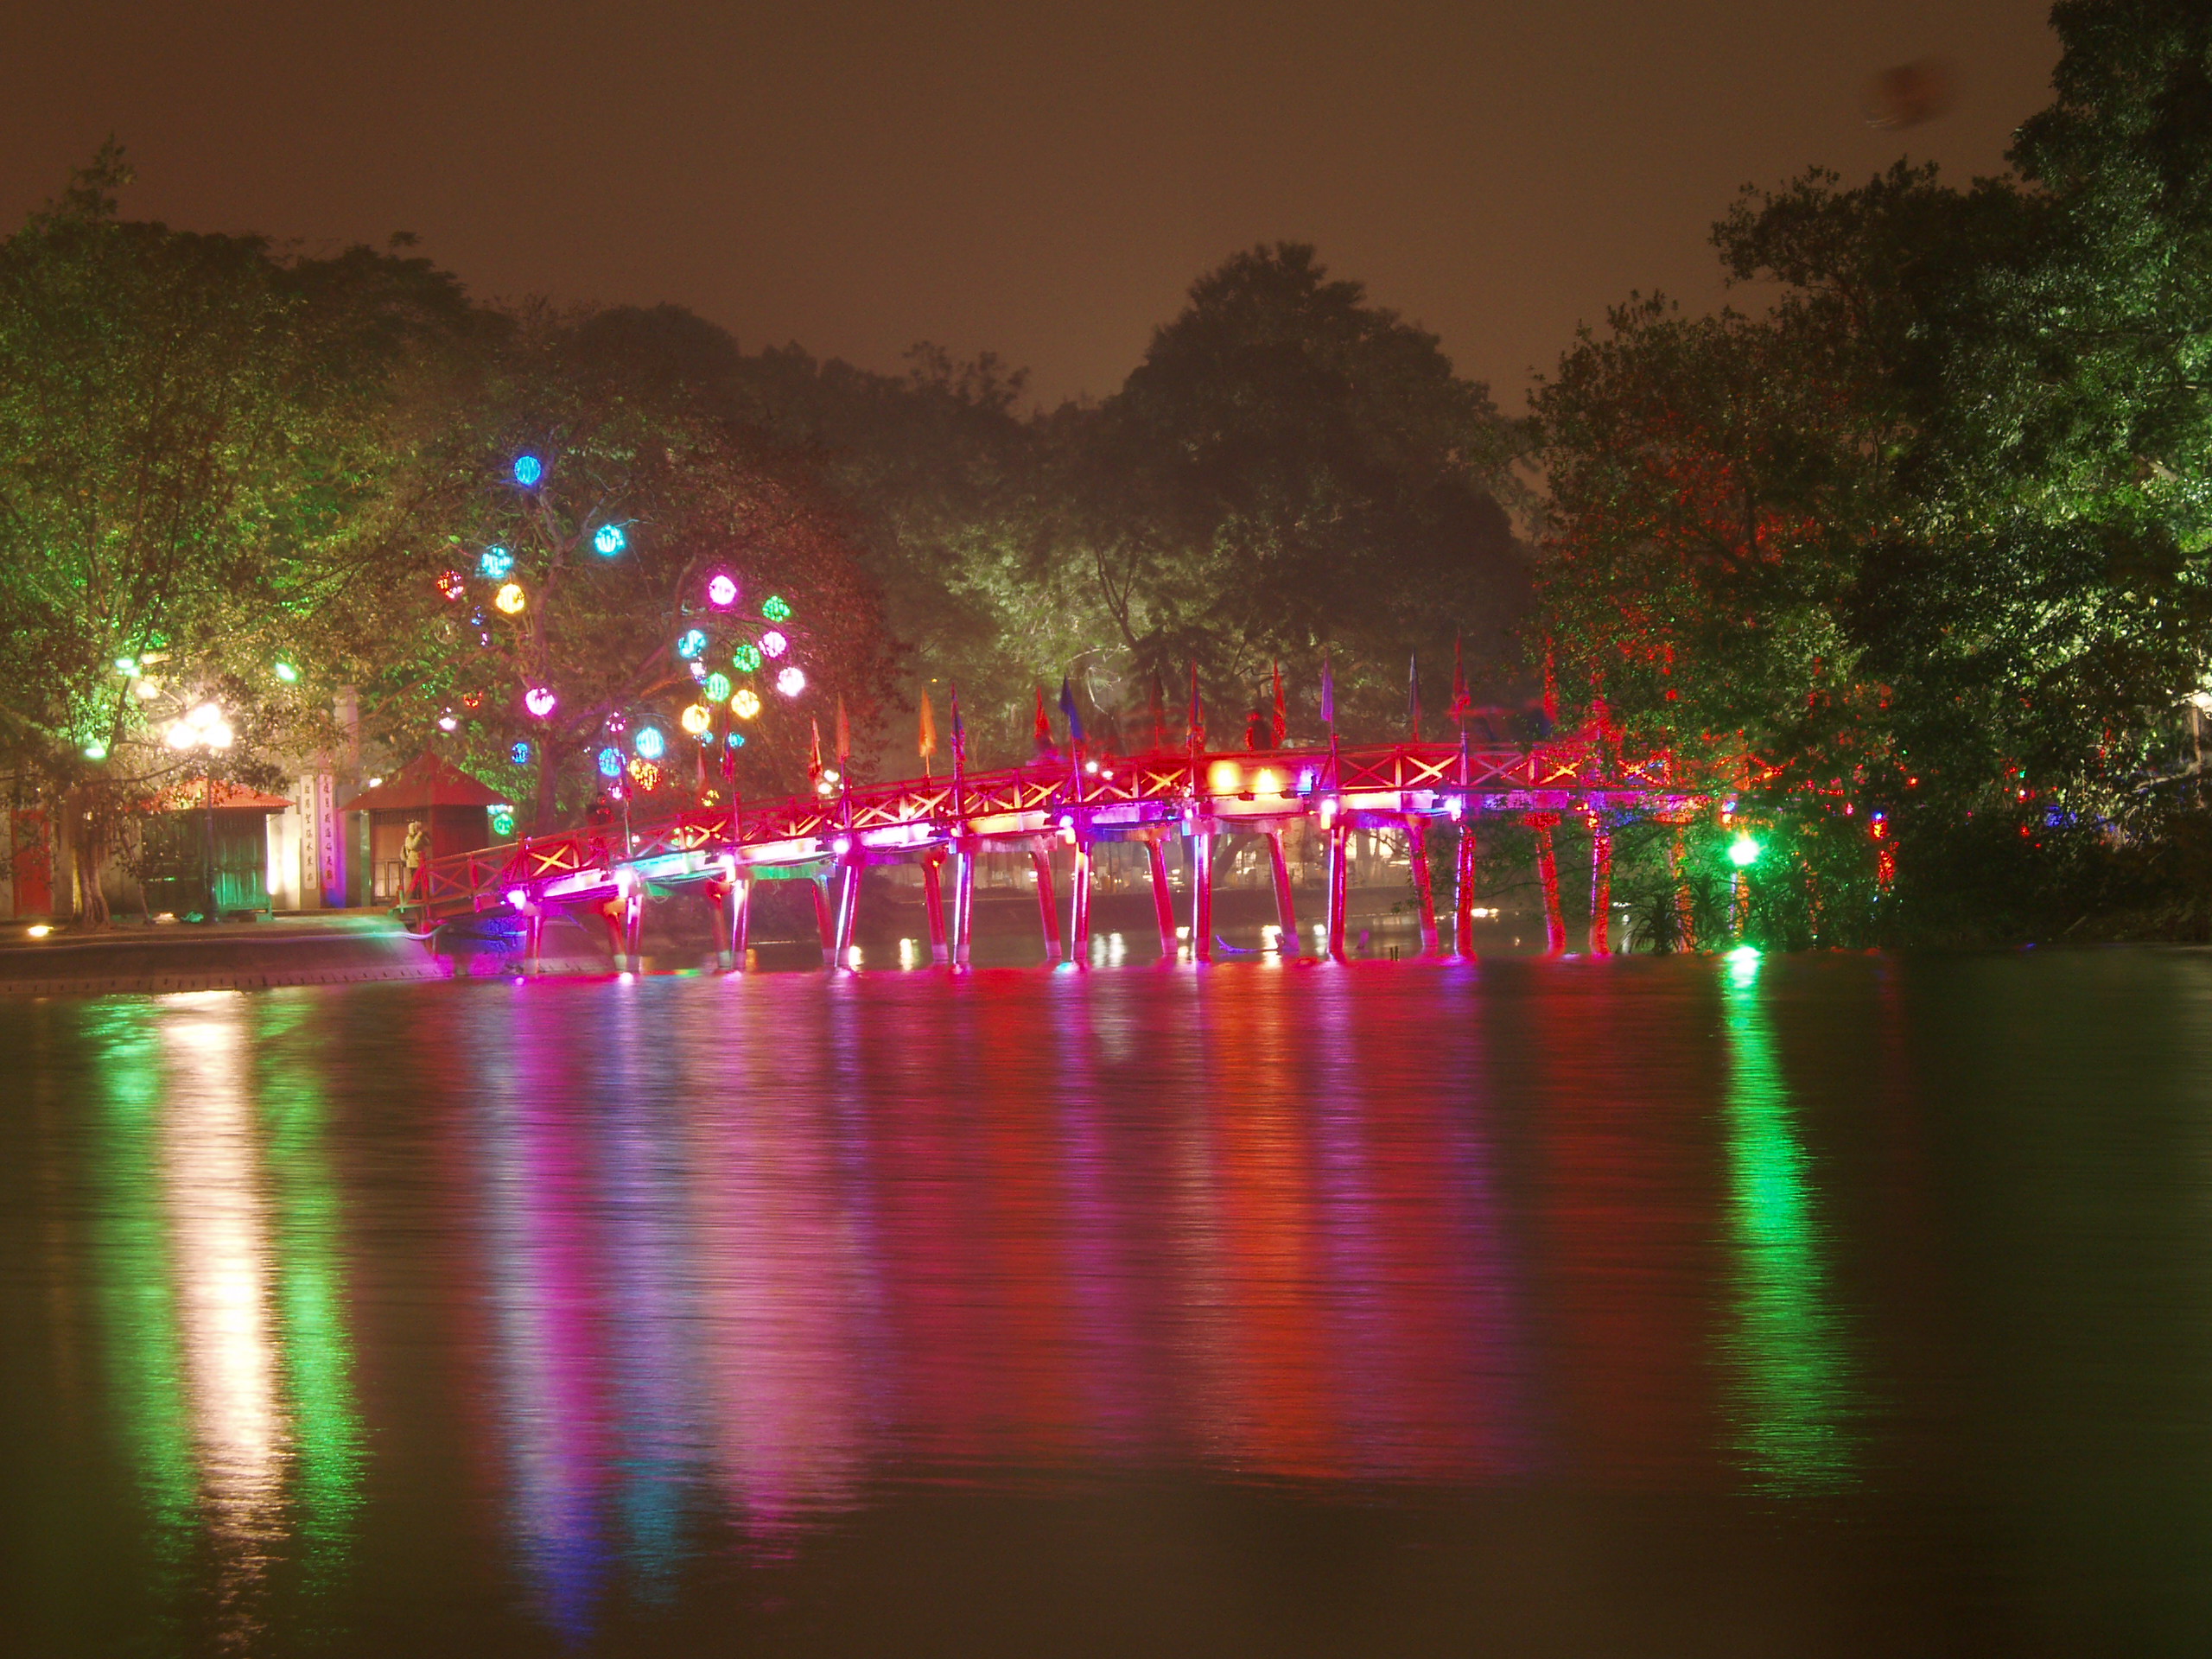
[1145,834,1177,959]
[1265,828,1298,956]
[1454,823,1478,958]
[921,849,950,964]
[1670,824,1694,952]
[1192,827,1214,963]
[524,909,545,976]
[1406,817,1439,957]
[953,842,976,968]
[1528,812,1567,955]
[810,875,835,964]
[1031,842,1062,963]
[834,851,862,970]
[621,887,645,973]
[1070,837,1092,966]
[1325,820,1349,962]
[721,875,752,970]
[1588,813,1612,956]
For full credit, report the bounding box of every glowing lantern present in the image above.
[510,741,531,766]
[598,747,623,779]
[83,741,107,761]
[524,685,557,718]
[512,454,543,486]
[706,573,739,608]
[437,569,467,601]
[680,702,711,735]
[594,524,626,556]
[494,582,527,615]
[761,594,791,621]
[730,688,761,719]
[676,628,707,660]
[731,642,762,672]
[1207,759,1243,794]
[727,732,747,750]
[627,758,661,790]
[703,671,731,702]
[490,805,517,836]
[273,660,299,683]
[436,712,459,733]
[479,545,514,579]
[760,629,788,659]
[775,665,806,697]
[1728,834,1762,868]
[634,726,665,760]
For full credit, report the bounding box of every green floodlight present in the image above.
[82,741,107,762]
[114,657,137,676]
[1728,833,1762,868]
[273,660,299,683]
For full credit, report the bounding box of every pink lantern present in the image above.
[524,686,557,718]
[760,628,788,659]
[707,573,739,608]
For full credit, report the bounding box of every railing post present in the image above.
[1031,841,1062,963]
[1070,836,1092,966]
[1588,811,1612,956]
[1265,828,1298,955]
[1528,812,1567,956]
[1454,823,1478,958]
[921,849,950,964]
[1192,825,1214,962]
[1406,815,1439,956]
[1145,832,1178,959]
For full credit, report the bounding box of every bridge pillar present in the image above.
[621,887,645,973]
[1070,837,1092,966]
[524,908,545,976]
[1406,817,1439,957]
[1588,813,1612,957]
[834,851,862,970]
[1144,834,1177,959]
[1325,820,1349,961]
[718,875,752,970]
[921,849,950,964]
[1670,824,1694,952]
[1031,842,1063,963]
[1528,812,1567,955]
[1192,827,1214,963]
[1454,823,1478,958]
[1265,828,1298,955]
[810,875,835,963]
[953,842,976,968]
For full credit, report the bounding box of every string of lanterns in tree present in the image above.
[428,450,816,805]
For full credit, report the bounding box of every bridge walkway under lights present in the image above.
[415,728,1707,969]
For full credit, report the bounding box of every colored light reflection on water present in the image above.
[8,953,2212,1655]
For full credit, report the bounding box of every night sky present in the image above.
[1,1,2056,408]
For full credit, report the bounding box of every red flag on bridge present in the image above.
[918,690,938,779]
[835,696,851,765]
[808,719,824,788]
[1032,686,1058,762]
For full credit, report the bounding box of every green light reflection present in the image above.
[1719,952,1858,1490]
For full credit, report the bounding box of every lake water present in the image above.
[4,950,2209,1656]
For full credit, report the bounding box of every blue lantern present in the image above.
[510,741,531,766]
[512,454,543,487]
[593,524,626,556]
[677,628,708,660]
[727,732,747,749]
[634,727,665,761]
[479,545,514,580]
[597,747,623,779]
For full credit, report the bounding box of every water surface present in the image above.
[4,951,2209,1656]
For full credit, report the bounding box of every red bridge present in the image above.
[416,728,1705,969]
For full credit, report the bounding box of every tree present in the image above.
[0,145,472,919]
[1084,243,1530,735]
[343,304,895,828]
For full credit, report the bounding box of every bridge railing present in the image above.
[415,737,1685,921]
